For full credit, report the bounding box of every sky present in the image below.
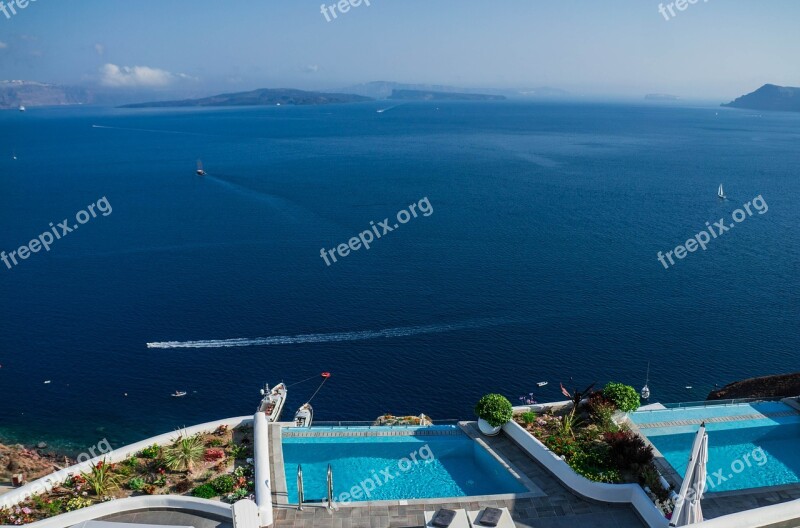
[1,0,799,100]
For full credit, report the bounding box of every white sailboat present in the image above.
[293,403,313,428]
[196,160,206,176]
[641,361,651,400]
[258,383,287,422]
[717,184,726,200]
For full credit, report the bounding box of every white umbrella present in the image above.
[670,423,708,526]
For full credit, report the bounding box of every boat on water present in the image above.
[258,383,287,422]
[293,403,313,428]
[19,106,25,112]
[641,361,651,400]
[196,160,206,176]
[172,391,187,397]
[718,184,726,200]
[537,381,548,387]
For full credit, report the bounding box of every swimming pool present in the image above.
[630,402,800,492]
[281,426,528,503]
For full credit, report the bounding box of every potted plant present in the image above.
[474,394,513,436]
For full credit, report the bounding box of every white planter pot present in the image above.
[478,418,502,436]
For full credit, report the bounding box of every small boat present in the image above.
[718,184,726,200]
[196,160,206,176]
[537,381,548,387]
[43,380,51,384]
[293,403,313,428]
[685,386,693,390]
[19,106,25,112]
[172,391,187,397]
[258,382,287,422]
[641,361,651,400]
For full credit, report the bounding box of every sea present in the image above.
[1,101,798,453]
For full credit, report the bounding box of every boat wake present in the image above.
[147,317,513,349]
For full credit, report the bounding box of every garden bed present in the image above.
[513,383,674,517]
[0,425,255,525]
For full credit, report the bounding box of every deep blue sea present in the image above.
[1,101,798,453]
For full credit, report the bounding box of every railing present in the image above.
[661,397,778,409]
[296,465,304,511]
[326,464,334,511]
[295,419,461,428]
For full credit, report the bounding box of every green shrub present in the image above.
[210,474,235,494]
[128,477,146,491]
[602,382,640,413]
[520,411,537,425]
[192,484,217,499]
[603,430,654,471]
[139,444,161,459]
[474,394,513,427]
[229,443,249,459]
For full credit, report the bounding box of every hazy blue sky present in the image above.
[1,0,798,100]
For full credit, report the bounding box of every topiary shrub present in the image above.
[474,394,514,427]
[602,382,640,413]
[192,483,217,499]
[210,474,235,494]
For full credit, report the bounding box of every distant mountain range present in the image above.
[388,89,505,101]
[723,84,800,112]
[0,80,92,109]
[121,88,372,108]
[341,81,566,100]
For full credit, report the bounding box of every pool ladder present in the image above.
[297,464,334,511]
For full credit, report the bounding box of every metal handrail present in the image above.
[326,464,334,511]
[297,465,304,511]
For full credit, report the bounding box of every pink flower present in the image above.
[21,508,31,515]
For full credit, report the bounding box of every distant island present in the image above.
[722,84,800,112]
[707,372,800,400]
[388,89,506,101]
[644,93,679,101]
[120,88,372,108]
[0,80,92,109]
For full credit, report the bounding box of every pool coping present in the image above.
[269,421,546,510]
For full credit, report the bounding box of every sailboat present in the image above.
[196,160,206,176]
[717,184,726,200]
[641,361,651,400]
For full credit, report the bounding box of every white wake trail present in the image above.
[147,318,510,349]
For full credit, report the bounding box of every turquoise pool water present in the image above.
[631,402,800,492]
[282,427,527,503]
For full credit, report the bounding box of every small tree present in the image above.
[474,394,513,427]
[603,382,641,413]
[164,432,205,474]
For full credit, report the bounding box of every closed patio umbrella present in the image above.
[670,423,708,527]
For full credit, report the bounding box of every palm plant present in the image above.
[81,459,121,496]
[164,432,205,474]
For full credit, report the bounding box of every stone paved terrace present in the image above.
[270,423,647,528]
[99,509,232,528]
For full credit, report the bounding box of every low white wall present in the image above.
[502,420,669,528]
[252,413,273,527]
[9,495,231,528]
[687,499,800,528]
[0,415,253,510]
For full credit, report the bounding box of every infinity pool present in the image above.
[631,402,800,492]
[281,426,527,503]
